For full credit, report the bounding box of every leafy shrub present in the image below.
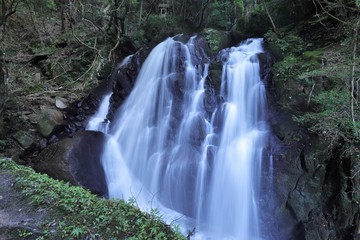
[264,31,306,56]
[143,15,184,42]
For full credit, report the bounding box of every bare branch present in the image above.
[66,12,99,53]
[261,0,277,32]
[307,79,316,105]
[314,0,348,25]
[75,47,101,82]
[312,0,328,28]
[108,32,121,62]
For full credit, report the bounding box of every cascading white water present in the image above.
[86,93,111,132]
[96,37,268,239]
[86,55,132,132]
[202,39,267,239]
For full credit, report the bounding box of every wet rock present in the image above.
[203,85,217,116]
[108,51,145,120]
[258,52,275,86]
[34,131,108,196]
[188,113,207,147]
[37,109,63,138]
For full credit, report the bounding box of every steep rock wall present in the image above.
[266,68,360,240]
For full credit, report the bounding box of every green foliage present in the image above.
[142,15,184,41]
[0,159,185,240]
[264,31,306,56]
[34,0,56,11]
[206,0,239,30]
[267,22,359,155]
[29,43,58,55]
[272,55,298,82]
[271,53,321,85]
[18,229,34,238]
[202,28,224,53]
[265,30,322,86]
[293,88,360,145]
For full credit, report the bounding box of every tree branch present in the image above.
[307,79,316,105]
[66,12,99,53]
[350,17,359,136]
[314,0,348,25]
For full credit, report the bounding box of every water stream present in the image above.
[89,37,268,239]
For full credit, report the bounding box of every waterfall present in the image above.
[203,39,267,239]
[86,55,132,132]
[86,93,111,132]
[96,37,268,239]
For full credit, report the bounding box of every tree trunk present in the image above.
[351,18,359,135]
[139,0,143,25]
[196,0,210,29]
[0,0,19,41]
[0,55,7,114]
[261,0,277,32]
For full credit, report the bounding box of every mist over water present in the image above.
[89,37,268,239]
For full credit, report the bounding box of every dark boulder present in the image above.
[34,131,108,197]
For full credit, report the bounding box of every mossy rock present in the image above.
[37,108,63,137]
[208,68,222,92]
[13,131,33,148]
[201,28,229,55]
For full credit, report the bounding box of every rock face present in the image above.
[34,131,108,196]
[62,51,146,134]
[246,43,360,240]
[265,73,360,239]
[107,50,145,121]
[265,114,360,240]
[64,84,113,135]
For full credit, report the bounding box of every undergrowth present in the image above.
[265,25,360,156]
[0,158,185,240]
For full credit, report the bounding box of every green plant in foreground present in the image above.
[0,159,185,240]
